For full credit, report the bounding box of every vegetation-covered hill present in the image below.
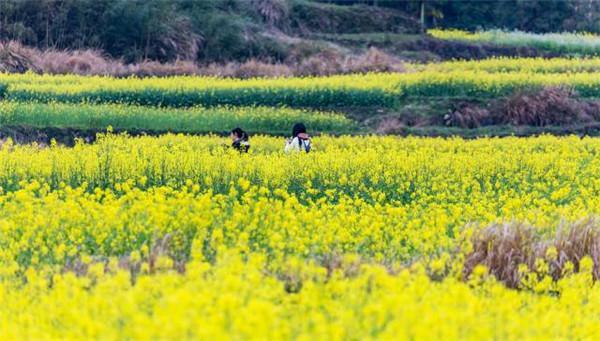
[0,0,420,64]
[3,0,599,67]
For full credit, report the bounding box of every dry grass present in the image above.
[463,219,600,288]
[129,60,200,77]
[444,104,492,128]
[345,47,405,73]
[0,41,41,73]
[253,0,289,26]
[38,49,125,75]
[463,222,536,288]
[62,233,184,286]
[446,87,600,128]
[502,86,595,126]
[296,48,404,76]
[376,117,406,134]
[201,59,294,78]
[0,40,405,77]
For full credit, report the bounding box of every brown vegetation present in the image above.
[463,219,600,288]
[501,87,599,126]
[0,40,404,77]
[376,117,406,134]
[0,41,41,73]
[297,47,405,76]
[446,87,600,129]
[443,104,493,129]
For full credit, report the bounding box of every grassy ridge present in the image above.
[0,102,356,135]
[417,57,600,73]
[395,70,600,98]
[429,29,600,55]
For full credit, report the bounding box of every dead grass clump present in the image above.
[375,112,431,133]
[463,222,536,288]
[0,41,40,73]
[295,50,345,76]
[376,117,405,134]
[463,219,600,288]
[295,48,404,76]
[253,0,289,26]
[130,60,200,77]
[234,59,293,78]
[552,219,600,280]
[199,59,293,78]
[501,86,594,126]
[62,233,185,285]
[444,87,600,129]
[0,40,404,77]
[344,47,405,74]
[39,49,125,75]
[445,103,492,128]
[0,40,203,76]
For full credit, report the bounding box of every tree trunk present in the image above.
[420,1,426,32]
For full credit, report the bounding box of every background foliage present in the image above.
[2,0,598,64]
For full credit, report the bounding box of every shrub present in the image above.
[501,87,595,126]
[37,49,126,76]
[463,219,600,288]
[0,41,40,73]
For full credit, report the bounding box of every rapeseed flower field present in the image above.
[4,54,600,339]
[7,57,600,111]
[1,133,600,338]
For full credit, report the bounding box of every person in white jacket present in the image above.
[284,123,311,153]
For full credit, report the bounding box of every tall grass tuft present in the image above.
[463,219,600,288]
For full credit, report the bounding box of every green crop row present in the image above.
[429,29,600,55]
[394,70,600,98]
[0,102,356,135]
[5,68,600,107]
[0,73,399,108]
[414,57,600,74]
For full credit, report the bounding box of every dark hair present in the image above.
[291,123,306,138]
[231,127,249,141]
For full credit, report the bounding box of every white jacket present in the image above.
[284,136,311,153]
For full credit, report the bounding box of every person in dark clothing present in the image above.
[230,127,250,153]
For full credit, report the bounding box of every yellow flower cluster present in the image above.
[2,252,600,340]
[1,134,600,338]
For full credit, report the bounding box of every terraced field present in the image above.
[2,58,600,338]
